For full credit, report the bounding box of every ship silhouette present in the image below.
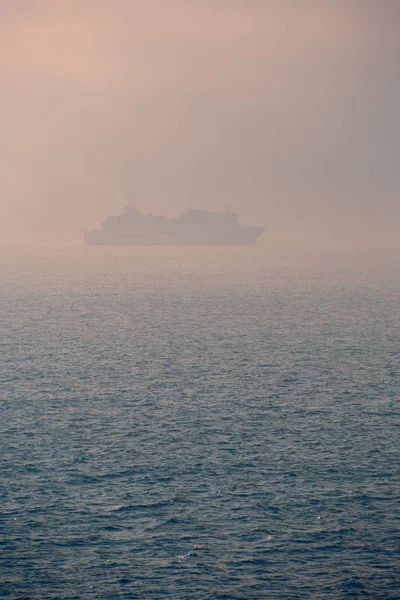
[85,206,265,246]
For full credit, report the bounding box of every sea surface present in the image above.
[1,245,399,599]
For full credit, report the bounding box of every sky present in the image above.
[1,0,399,245]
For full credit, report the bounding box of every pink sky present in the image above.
[1,1,399,244]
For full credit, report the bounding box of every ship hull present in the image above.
[84,227,265,246]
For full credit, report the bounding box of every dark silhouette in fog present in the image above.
[84,206,265,245]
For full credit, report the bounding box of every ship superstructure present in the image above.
[84,206,265,245]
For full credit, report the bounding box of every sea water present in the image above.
[1,245,399,599]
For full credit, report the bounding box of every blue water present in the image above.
[1,246,399,599]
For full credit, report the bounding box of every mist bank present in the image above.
[1,1,399,246]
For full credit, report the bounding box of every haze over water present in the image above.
[1,1,400,597]
[1,0,400,246]
[1,245,399,598]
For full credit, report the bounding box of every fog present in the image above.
[1,0,399,245]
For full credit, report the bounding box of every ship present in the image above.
[84,206,265,246]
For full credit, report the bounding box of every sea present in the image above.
[1,244,399,599]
